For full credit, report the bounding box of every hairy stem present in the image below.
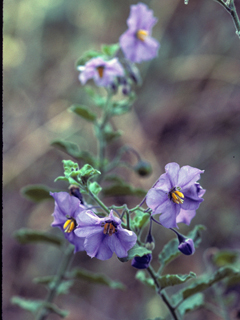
[35,244,74,320]
[147,265,180,320]
[214,0,240,38]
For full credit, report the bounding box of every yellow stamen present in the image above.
[136,29,148,41]
[97,66,104,78]
[103,222,117,236]
[171,190,184,204]
[63,218,76,233]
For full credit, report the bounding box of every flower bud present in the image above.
[145,232,155,251]
[178,238,195,256]
[69,185,84,204]
[131,254,152,269]
[134,160,152,177]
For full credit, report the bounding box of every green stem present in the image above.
[97,91,113,180]
[88,189,110,214]
[214,0,240,38]
[147,266,180,320]
[35,244,74,320]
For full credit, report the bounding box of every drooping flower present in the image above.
[50,192,86,253]
[78,57,124,87]
[131,254,152,269]
[119,3,160,63]
[178,238,195,256]
[146,162,205,229]
[74,210,137,260]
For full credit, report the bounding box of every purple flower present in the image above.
[78,57,124,87]
[74,210,137,261]
[146,162,205,229]
[178,238,195,256]
[119,3,160,63]
[131,254,152,269]
[50,192,86,253]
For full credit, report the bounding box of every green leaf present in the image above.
[51,141,96,166]
[103,124,122,143]
[88,181,102,196]
[33,276,74,296]
[13,228,63,246]
[157,272,196,290]
[177,266,240,301]
[101,43,120,57]
[11,296,44,314]
[212,250,239,267]
[84,86,106,107]
[20,184,55,203]
[51,140,80,157]
[135,271,155,289]
[111,93,136,116]
[79,164,101,180]
[69,104,97,122]
[119,244,152,263]
[76,50,101,67]
[158,225,206,270]
[178,293,204,315]
[69,267,125,290]
[132,210,150,229]
[44,302,69,318]
[11,296,69,317]
[102,182,146,197]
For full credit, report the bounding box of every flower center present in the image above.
[170,188,184,204]
[102,220,118,236]
[63,218,77,233]
[136,29,148,41]
[97,66,105,78]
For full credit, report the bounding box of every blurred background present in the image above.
[3,0,240,319]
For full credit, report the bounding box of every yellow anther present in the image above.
[97,66,104,78]
[136,29,148,41]
[171,190,184,204]
[63,218,76,233]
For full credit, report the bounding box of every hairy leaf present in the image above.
[178,293,204,315]
[158,272,196,290]
[135,271,155,289]
[20,184,55,203]
[212,250,239,267]
[178,266,240,301]
[69,268,125,290]
[88,181,102,196]
[126,244,152,261]
[69,104,97,122]
[11,296,44,314]
[133,210,150,230]
[13,228,63,246]
[158,225,206,270]
[101,43,120,57]
[76,50,101,67]
[51,140,80,157]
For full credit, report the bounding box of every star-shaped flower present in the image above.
[74,210,137,260]
[50,192,86,253]
[78,57,124,87]
[146,162,205,228]
[119,3,160,63]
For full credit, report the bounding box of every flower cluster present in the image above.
[51,192,137,260]
[78,2,160,90]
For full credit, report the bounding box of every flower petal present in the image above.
[165,162,180,188]
[176,209,196,225]
[146,188,168,210]
[158,201,180,228]
[109,228,137,258]
[177,165,204,189]
[84,232,113,260]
